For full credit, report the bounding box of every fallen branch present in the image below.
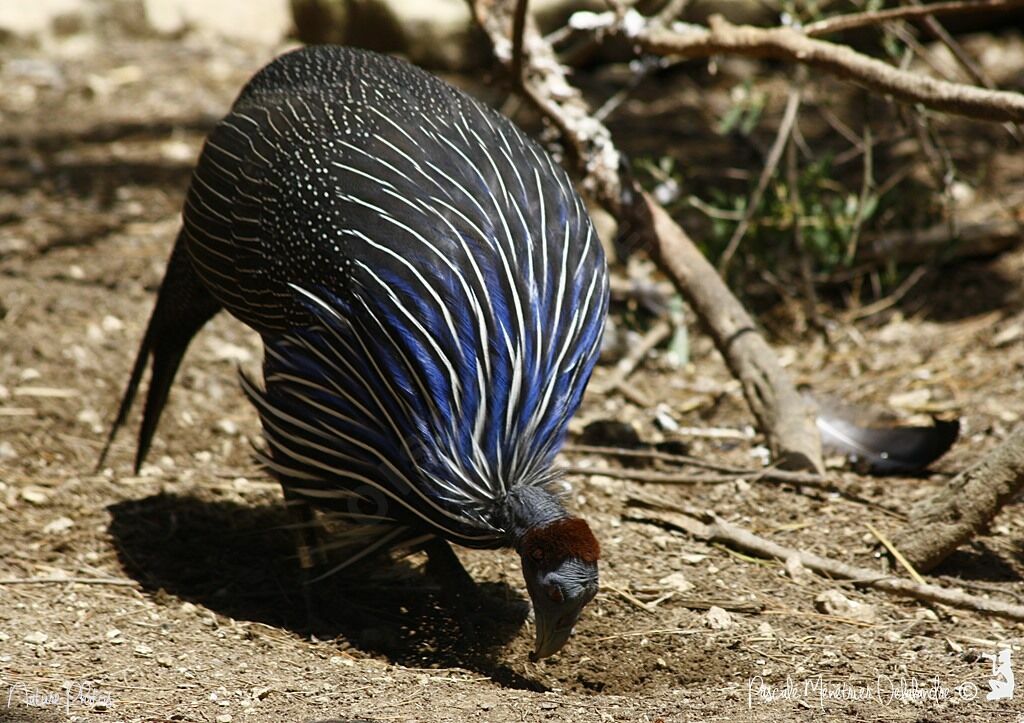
[893,425,1024,571]
[627,495,1024,621]
[634,192,824,471]
[471,0,824,471]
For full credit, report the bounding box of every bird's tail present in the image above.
[98,230,222,473]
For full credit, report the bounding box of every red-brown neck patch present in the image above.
[520,517,600,569]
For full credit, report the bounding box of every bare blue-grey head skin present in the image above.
[522,554,599,659]
[503,488,600,659]
[101,46,609,659]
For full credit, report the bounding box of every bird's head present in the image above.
[517,517,600,660]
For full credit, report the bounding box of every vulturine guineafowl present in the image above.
[101,46,609,659]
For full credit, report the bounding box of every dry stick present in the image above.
[635,16,1024,122]
[803,0,1024,37]
[593,318,671,396]
[718,83,802,274]
[866,521,926,585]
[471,0,825,472]
[562,443,753,472]
[510,0,528,84]
[894,425,1024,572]
[784,74,824,331]
[569,463,906,516]
[627,498,1024,621]
[0,576,138,587]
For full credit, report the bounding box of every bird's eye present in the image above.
[546,585,564,603]
[531,547,544,561]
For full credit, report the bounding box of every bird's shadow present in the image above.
[107,493,541,691]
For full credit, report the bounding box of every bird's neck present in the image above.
[497,486,570,548]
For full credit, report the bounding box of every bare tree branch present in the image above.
[630,16,1024,123]
[803,0,1024,37]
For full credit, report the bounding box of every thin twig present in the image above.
[784,70,823,332]
[866,522,926,585]
[719,84,802,274]
[803,0,1024,37]
[844,120,875,264]
[580,466,908,518]
[562,443,752,472]
[0,576,138,587]
[594,319,671,395]
[510,0,529,85]
[842,265,928,321]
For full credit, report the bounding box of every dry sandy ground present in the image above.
[2,26,1024,723]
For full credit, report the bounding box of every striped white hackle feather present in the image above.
[183,48,610,553]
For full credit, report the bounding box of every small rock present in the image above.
[756,621,775,637]
[784,555,811,583]
[888,388,931,411]
[134,643,153,657]
[76,408,102,432]
[814,589,878,623]
[215,419,239,436]
[658,571,694,593]
[992,323,1023,348]
[99,315,124,334]
[216,714,233,723]
[106,628,124,644]
[19,368,41,382]
[328,655,354,667]
[160,140,196,162]
[704,606,733,630]
[654,405,679,432]
[157,655,174,668]
[20,487,49,505]
[42,516,73,535]
[206,338,253,364]
[0,441,15,460]
[23,631,48,646]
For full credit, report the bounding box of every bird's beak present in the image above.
[531,611,579,661]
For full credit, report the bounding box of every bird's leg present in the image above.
[281,490,327,624]
[422,537,484,634]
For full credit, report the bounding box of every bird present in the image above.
[100,45,609,660]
